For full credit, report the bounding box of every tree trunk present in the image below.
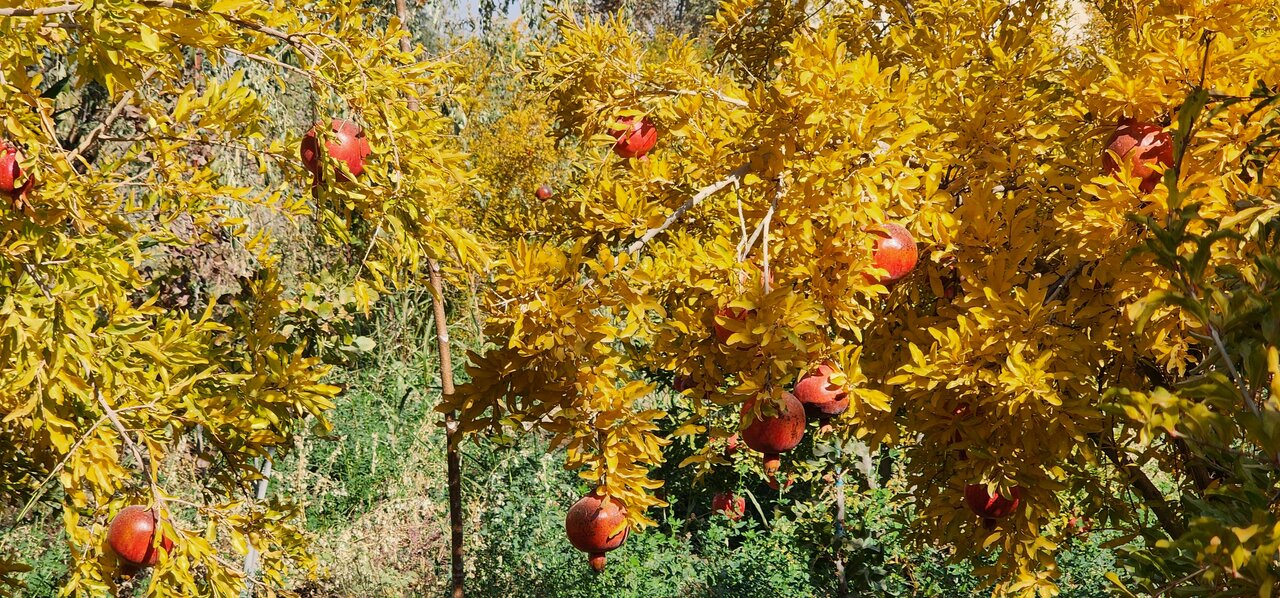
[430,259,465,598]
[391,2,465,595]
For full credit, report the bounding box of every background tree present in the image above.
[0,0,482,595]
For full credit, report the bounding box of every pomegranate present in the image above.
[300,118,371,181]
[610,116,658,159]
[870,223,918,283]
[673,374,696,392]
[713,307,754,345]
[106,506,173,567]
[0,142,31,196]
[535,184,553,200]
[740,392,806,475]
[711,492,746,521]
[565,492,629,572]
[792,362,849,419]
[1102,118,1173,193]
[724,433,740,456]
[964,483,1021,520]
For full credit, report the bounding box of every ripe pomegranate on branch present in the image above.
[1101,118,1173,193]
[565,492,630,572]
[740,393,806,482]
[610,115,658,159]
[0,141,32,198]
[106,506,174,569]
[300,118,372,182]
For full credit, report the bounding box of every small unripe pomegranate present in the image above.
[1102,118,1173,193]
[711,492,746,521]
[610,116,658,159]
[0,142,31,196]
[741,392,806,474]
[535,184,553,200]
[792,362,849,419]
[300,118,371,181]
[871,223,918,283]
[964,483,1021,519]
[107,506,173,567]
[565,492,629,572]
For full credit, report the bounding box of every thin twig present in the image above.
[656,87,750,108]
[761,177,783,292]
[0,5,80,16]
[1154,565,1210,597]
[23,263,53,300]
[627,164,750,255]
[65,68,157,167]
[1043,262,1083,306]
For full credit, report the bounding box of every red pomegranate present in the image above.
[964,483,1022,520]
[870,223,918,283]
[0,142,31,196]
[714,307,754,345]
[673,374,696,392]
[949,429,967,461]
[724,433,740,456]
[300,118,371,181]
[1102,118,1173,193]
[106,506,174,567]
[565,492,629,572]
[535,184,553,200]
[741,392,806,474]
[711,492,746,521]
[792,362,849,419]
[610,116,658,159]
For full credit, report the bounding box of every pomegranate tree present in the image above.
[1101,118,1173,193]
[791,362,849,419]
[740,392,806,477]
[711,492,746,521]
[870,223,918,283]
[300,118,372,181]
[106,505,173,567]
[609,116,658,159]
[565,492,629,572]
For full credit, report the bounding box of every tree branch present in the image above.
[1,2,317,62]
[65,68,157,167]
[0,5,80,16]
[656,87,749,108]
[626,164,750,255]
[1092,433,1184,538]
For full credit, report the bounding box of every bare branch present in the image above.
[65,68,157,167]
[0,5,80,16]
[627,164,751,255]
[657,87,750,108]
[1093,432,1184,538]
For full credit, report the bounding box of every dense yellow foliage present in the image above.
[1,1,480,595]
[449,0,1280,593]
